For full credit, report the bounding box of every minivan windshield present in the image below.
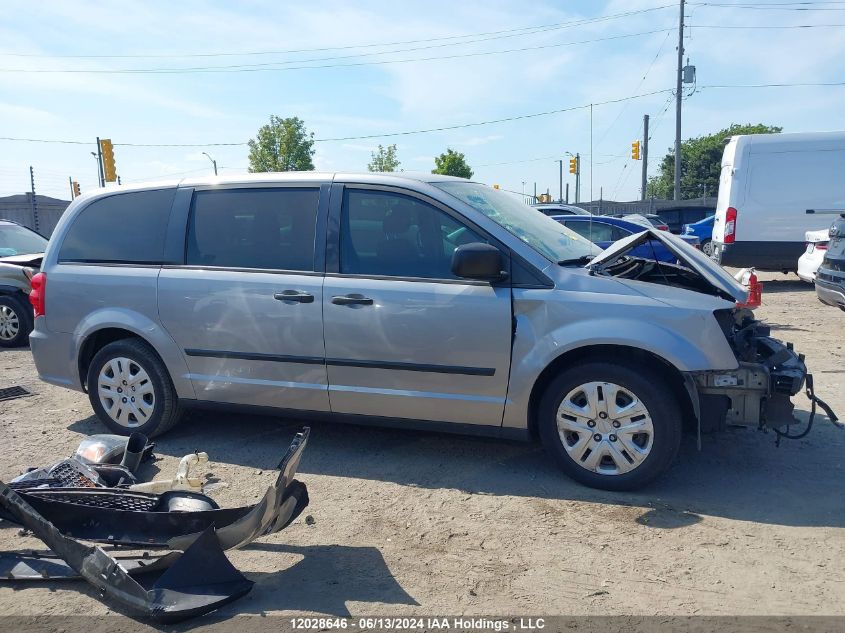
[433,181,600,263]
[0,223,48,257]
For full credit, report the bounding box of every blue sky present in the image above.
[2,0,845,202]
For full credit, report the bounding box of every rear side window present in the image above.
[563,221,617,243]
[186,188,319,271]
[58,189,176,263]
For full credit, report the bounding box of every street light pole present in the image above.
[558,159,563,203]
[90,152,103,187]
[202,152,218,176]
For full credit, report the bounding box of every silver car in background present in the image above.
[29,173,811,490]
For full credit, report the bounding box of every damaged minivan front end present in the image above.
[588,227,829,438]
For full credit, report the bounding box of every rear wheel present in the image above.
[701,239,714,258]
[538,362,682,491]
[0,294,32,348]
[87,338,183,437]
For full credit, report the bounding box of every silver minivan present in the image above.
[29,172,812,490]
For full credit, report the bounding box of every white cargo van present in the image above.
[711,131,845,271]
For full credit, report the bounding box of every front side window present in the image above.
[187,188,319,271]
[58,189,176,263]
[341,189,485,280]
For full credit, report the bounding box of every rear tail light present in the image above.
[736,271,762,309]
[29,272,46,318]
[817,243,828,250]
[657,225,669,231]
[724,207,737,244]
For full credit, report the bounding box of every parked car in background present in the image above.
[29,173,811,491]
[797,229,829,283]
[0,219,47,347]
[612,213,669,231]
[816,214,845,310]
[532,203,590,216]
[712,131,845,272]
[554,215,699,263]
[683,215,716,257]
[651,207,714,235]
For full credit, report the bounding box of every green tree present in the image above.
[368,144,401,172]
[248,115,315,172]
[647,123,782,199]
[432,148,473,179]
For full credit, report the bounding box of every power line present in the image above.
[596,28,673,147]
[700,80,845,87]
[691,1,845,9]
[0,90,674,147]
[0,29,673,74]
[691,22,845,27]
[2,5,676,60]
[2,81,844,150]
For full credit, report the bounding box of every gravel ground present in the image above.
[0,271,843,621]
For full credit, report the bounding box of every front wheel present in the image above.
[538,362,682,491]
[87,338,183,437]
[0,294,33,348]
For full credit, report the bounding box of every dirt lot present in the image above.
[0,272,843,621]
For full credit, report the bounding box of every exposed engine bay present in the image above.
[595,255,732,300]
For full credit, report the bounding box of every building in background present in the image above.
[0,194,70,237]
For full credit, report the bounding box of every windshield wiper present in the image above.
[557,255,594,266]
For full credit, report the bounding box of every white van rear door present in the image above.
[744,149,845,241]
[712,137,739,243]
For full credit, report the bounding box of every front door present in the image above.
[322,186,512,427]
[158,185,330,412]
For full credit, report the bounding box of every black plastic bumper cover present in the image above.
[0,428,310,549]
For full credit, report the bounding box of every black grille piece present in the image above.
[0,386,31,402]
[23,490,159,512]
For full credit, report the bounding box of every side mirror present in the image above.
[451,243,507,282]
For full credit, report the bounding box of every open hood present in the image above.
[588,228,748,303]
[0,252,43,267]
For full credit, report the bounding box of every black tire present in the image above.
[701,239,714,258]
[86,338,183,437]
[0,293,33,348]
[538,361,682,491]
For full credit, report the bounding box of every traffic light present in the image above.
[72,181,81,198]
[492,184,500,189]
[100,138,117,182]
[631,140,641,161]
[569,156,578,174]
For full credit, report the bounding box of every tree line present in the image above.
[248,115,783,197]
[248,115,472,178]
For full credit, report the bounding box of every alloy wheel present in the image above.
[556,381,654,475]
[0,305,20,341]
[97,357,156,428]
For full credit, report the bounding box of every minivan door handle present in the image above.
[274,290,314,303]
[331,294,373,306]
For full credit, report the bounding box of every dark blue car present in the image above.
[553,215,700,263]
[682,214,715,257]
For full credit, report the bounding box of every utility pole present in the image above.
[575,153,580,203]
[533,182,537,203]
[565,183,569,204]
[29,166,39,233]
[558,159,563,203]
[641,114,650,201]
[95,137,105,187]
[68,176,74,200]
[674,0,685,201]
